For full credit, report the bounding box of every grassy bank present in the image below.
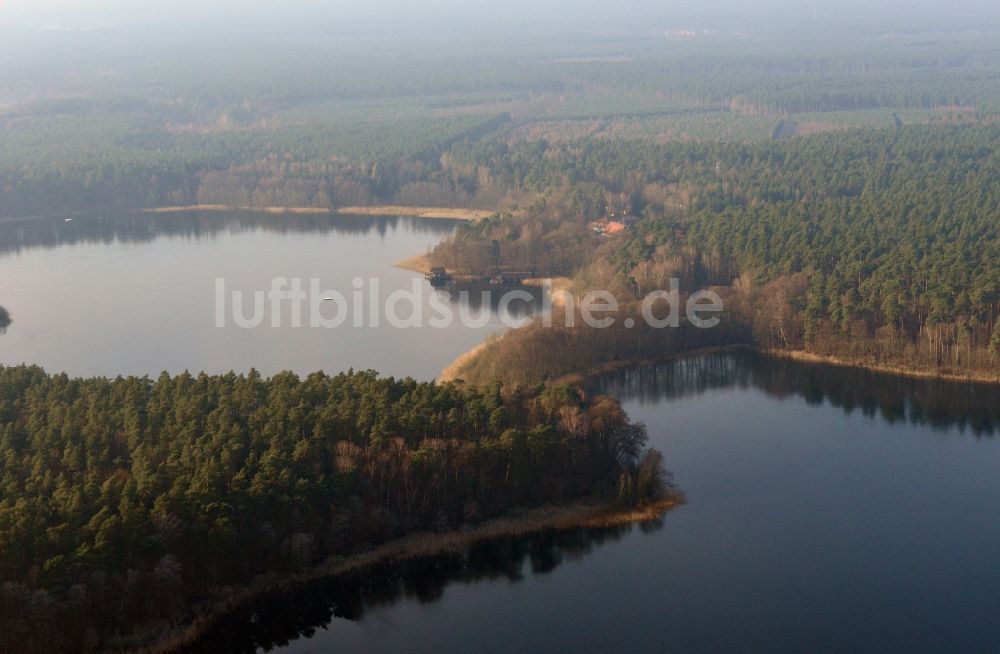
[440,338,751,387]
[440,338,496,382]
[131,496,681,653]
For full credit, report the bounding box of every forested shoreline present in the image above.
[9,120,1000,383]
[144,497,680,653]
[426,123,1000,385]
[5,23,1000,385]
[0,366,666,652]
[5,31,1000,221]
[6,23,1000,652]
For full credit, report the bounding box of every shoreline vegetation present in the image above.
[393,253,434,274]
[426,247,1000,387]
[335,206,494,220]
[440,341,752,386]
[439,328,1000,392]
[136,495,681,654]
[143,204,493,221]
[5,24,1000,654]
[441,335,1000,393]
[0,365,669,652]
[440,339,495,383]
[0,205,493,225]
[767,349,1000,385]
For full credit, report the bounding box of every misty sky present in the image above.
[1,0,999,48]
[3,0,998,29]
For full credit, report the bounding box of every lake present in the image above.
[5,214,1000,653]
[0,211,540,380]
[191,352,1000,654]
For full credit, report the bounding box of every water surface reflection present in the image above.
[591,351,1000,436]
[257,352,1000,654]
[0,211,544,379]
[0,211,453,256]
[185,522,662,653]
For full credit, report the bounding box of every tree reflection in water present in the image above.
[590,351,1000,436]
[0,211,457,257]
[186,521,662,653]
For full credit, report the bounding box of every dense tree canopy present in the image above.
[4,31,1000,219]
[0,366,659,651]
[433,123,1000,378]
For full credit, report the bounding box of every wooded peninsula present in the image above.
[4,15,1000,653]
[0,367,667,651]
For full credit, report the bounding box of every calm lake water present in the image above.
[192,352,1000,654]
[5,214,1000,653]
[0,211,539,380]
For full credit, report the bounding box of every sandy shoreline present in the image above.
[336,205,494,220]
[136,496,680,653]
[393,253,434,274]
[440,339,495,383]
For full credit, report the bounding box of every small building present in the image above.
[425,267,453,286]
[591,214,641,236]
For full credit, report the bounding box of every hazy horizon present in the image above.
[3,0,1000,40]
